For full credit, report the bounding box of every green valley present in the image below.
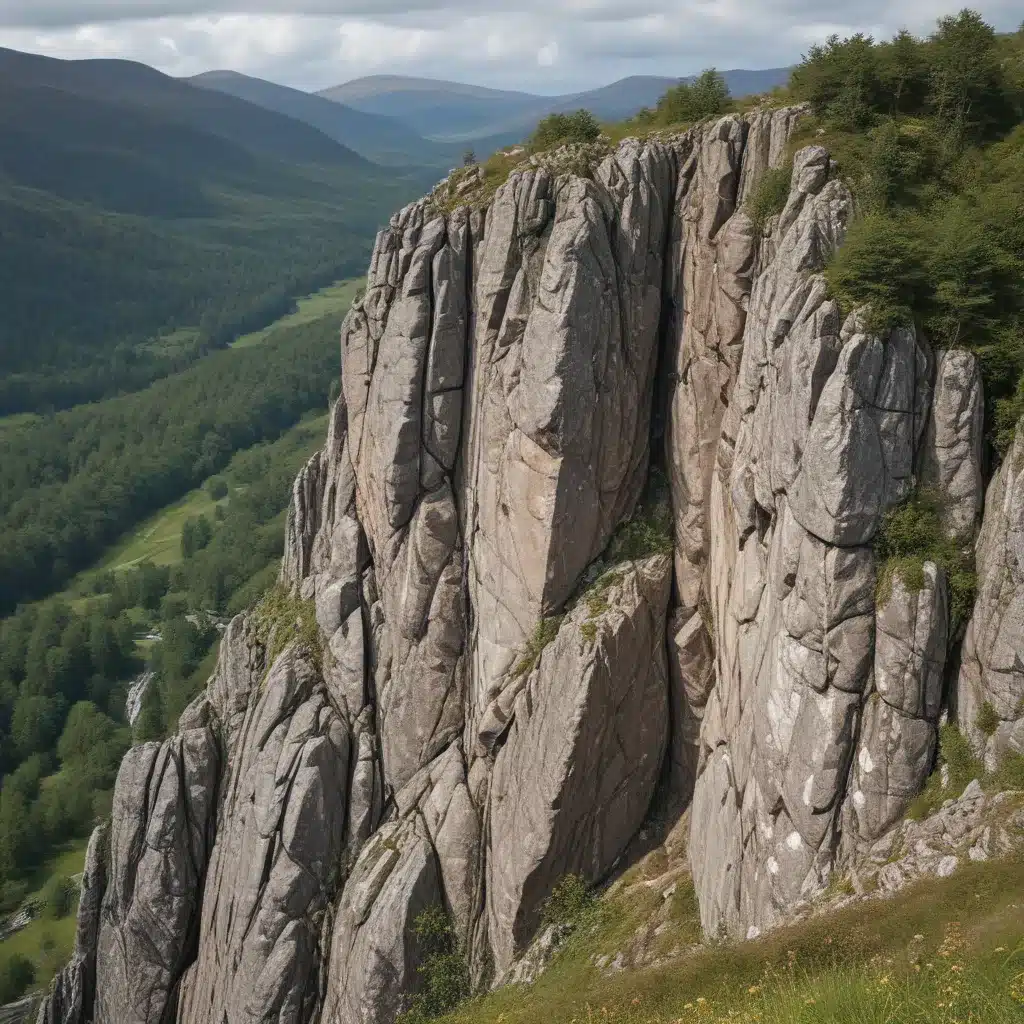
[0,47,428,416]
[0,282,350,990]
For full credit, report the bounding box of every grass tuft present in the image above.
[252,583,322,675]
[873,489,976,626]
[511,615,565,680]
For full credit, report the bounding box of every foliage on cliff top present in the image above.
[433,68,736,211]
[785,13,1024,452]
[531,110,602,150]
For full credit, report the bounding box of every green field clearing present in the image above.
[93,488,223,573]
[230,277,362,348]
[0,839,89,994]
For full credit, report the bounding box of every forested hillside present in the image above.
[0,302,342,952]
[0,314,346,615]
[0,47,429,415]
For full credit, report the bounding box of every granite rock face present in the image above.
[486,556,672,977]
[176,649,349,1024]
[36,825,108,1024]
[957,426,1024,767]
[53,107,1024,1022]
[94,724,219,1024]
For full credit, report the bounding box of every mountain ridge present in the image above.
[187,69,457,167]
[0,47,366,167]
[317,68,791,141]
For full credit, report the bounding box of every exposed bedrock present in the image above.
[486,555,672,977]
[957,425,1024,767]
[176,647,349,1024]
[688,140,955,939]
[465,139,677,742]
[46,105,1024,1021]
[94,720,219,1024]
[663,108,804,803]
[35,824,108,1024]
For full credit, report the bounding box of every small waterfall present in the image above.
[125,670,155,726]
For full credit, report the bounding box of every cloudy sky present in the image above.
[0,1,1020,94]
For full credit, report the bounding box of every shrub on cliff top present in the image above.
[530,109,601,151]
[656,69,731,125]
[747,164,793,230]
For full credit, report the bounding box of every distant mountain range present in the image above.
[0,46,429,414]
[316,69,792,144]
[191,67,792,165]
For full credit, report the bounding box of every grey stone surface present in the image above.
[957,423,1024,767]
[918,349,985,544]
[57,117,1024,1021]
[691,146,912,939]
[35,824,108,1024]
[464,141,675,738]
[342,204,469,796]
[177,649,348,1024]
[486,556,671,975]
[94,725,219,1024]
[322,818,443,1024]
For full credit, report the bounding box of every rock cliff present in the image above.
[40,108,1024,1023]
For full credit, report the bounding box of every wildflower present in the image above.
[747,986,761,995]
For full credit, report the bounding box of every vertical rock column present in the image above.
[342,202,471,798]
[664,108,804,804]
[94,720,219,1024]
[958,423,1024,765]
[176,650,350,1024]
[465,141,677,748]
[35,824,108,1024]
[688,146,930,939]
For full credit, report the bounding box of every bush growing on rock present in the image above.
[746,164,793,230]
[656,69,731,125]
[873,489,976,624]
[398,907,469,1024]
[530,109,601,151]
[540,874,593,929]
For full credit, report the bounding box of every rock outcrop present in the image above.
[36,825,107,1024]
[957,426,1024,766]
[43,106,1024,1023]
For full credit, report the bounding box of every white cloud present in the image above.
[536,41,558,67]
[0,1,1019,92]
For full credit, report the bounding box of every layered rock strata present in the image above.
[39,106,1024,1023]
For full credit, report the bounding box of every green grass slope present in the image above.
[444,856,1024,1024]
